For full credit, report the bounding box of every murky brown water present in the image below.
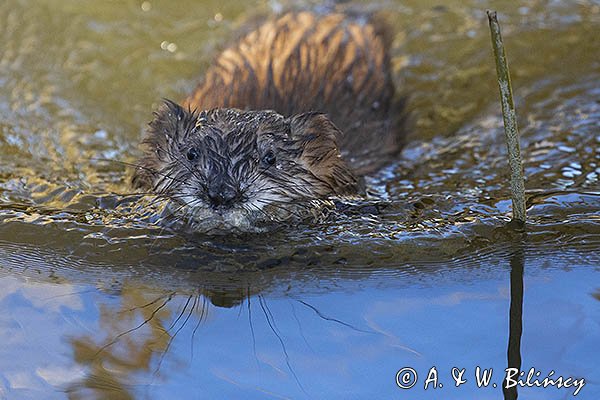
[1,0,599,399]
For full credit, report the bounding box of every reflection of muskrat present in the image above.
[133,12,405,231]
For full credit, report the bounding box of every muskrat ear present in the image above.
[132,100,196,189]
[289,112,363,196]
[148,99,197,143]
[143,100,199,156]
[288,112,341,149]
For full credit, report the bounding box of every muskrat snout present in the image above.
[205,180,242,210]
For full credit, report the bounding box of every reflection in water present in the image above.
[503,241,524,400]
[1,238,598,398]
[65,242,533,399]
[67,287,209,399]
[63,281,383,398]
[62,284,260,398]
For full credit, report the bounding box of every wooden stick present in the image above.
[487,10,526,223]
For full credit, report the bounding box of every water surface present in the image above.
[0,0,599,399]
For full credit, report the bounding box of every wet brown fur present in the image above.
[183,12,404,174]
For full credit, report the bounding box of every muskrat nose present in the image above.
[207,184,238,208]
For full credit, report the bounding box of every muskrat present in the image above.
[132,11,405,231]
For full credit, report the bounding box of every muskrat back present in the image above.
[133,11,405,232]
[184,12,404,173]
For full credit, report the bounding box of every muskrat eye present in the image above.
[187,147,199,161]
[261,150,276,166]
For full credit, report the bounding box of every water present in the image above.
[1,0,599,399]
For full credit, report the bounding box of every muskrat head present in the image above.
[132,100,363,232]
